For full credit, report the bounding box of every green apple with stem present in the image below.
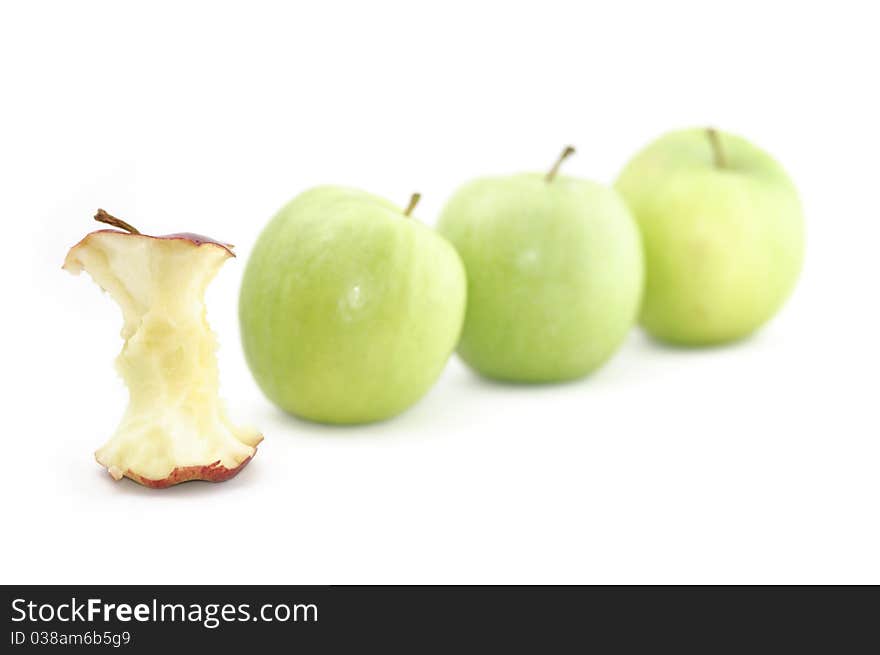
[615,128,805,345]
[438,147,644,383]
[239,186,466,424]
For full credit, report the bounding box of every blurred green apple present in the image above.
[240,187,466,424]
[616,128,805,345]
[438,147,644,382]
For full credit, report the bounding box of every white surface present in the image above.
[2,0,878,584]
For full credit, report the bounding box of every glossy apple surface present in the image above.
[240,186,466,424]
[438,151,643,382]
[615,128,805,345]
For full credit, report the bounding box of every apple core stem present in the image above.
[94,209,140,235]
[546,146,576,182]
[403,193,421,217]
[706,128,726,169]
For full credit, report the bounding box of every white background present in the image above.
[1,0,877,584]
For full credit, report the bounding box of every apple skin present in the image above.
[124,456,254,489]
[239,186,467,424]
[68,229,235,256]
[437,173,643,382]
[615,128,805,345]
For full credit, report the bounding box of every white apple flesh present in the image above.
[63,210,262,488]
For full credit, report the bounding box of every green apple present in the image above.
[438,147,644,383]
[615,128,805,345]
[239,187,466,424]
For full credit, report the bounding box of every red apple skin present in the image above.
[162,232,235,252]
[120,453,257,488]
[66,229,235,261]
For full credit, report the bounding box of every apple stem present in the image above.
[706,128,726,169]
[546,146,576,182]
[403,193,421,217]
[94,209,140,235]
